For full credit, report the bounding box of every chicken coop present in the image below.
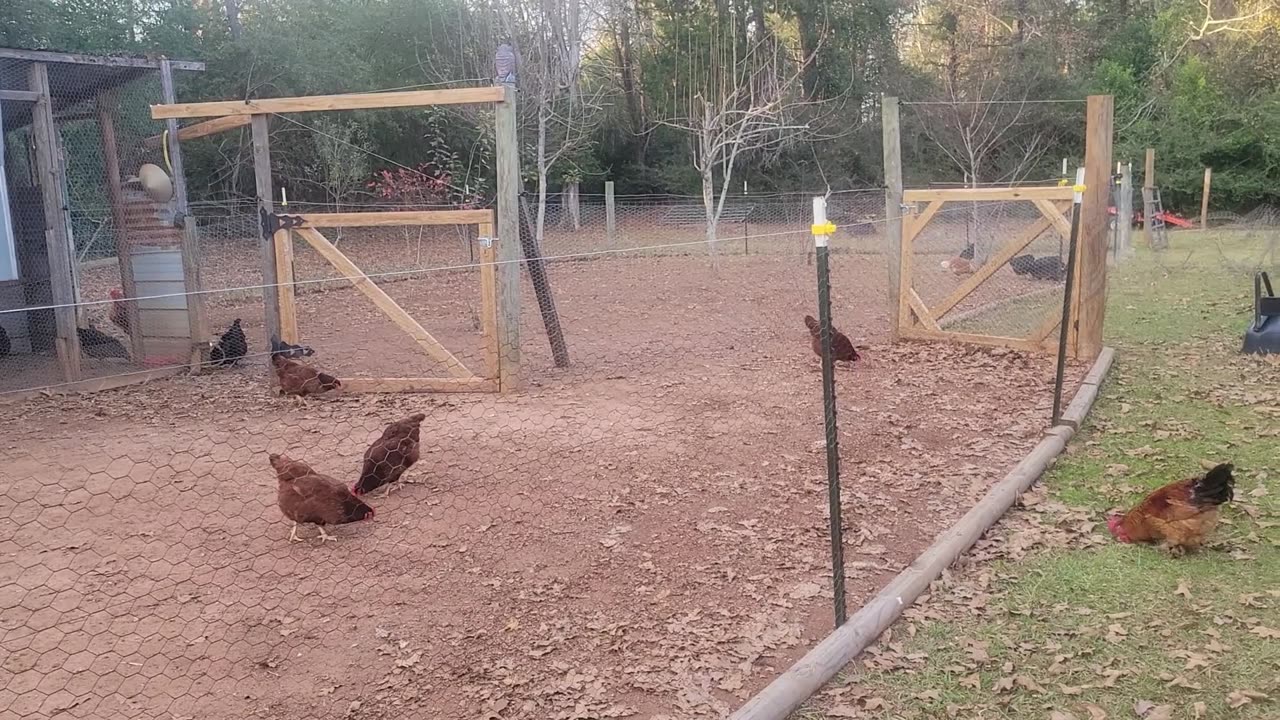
[0,48,206,397]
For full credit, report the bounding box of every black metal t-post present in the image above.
[1053,171,1087,425]
[813,197,847,627]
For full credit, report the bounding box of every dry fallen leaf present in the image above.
[1051,712,1079,720]
[1083,703,1108,720]
[1249,626,1280,639]
[1175,579,1193,598]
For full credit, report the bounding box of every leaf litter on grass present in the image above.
[797,240,1279,720]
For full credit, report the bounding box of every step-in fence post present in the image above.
[812,197,847,627]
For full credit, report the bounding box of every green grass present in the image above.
[802,231,1280,719]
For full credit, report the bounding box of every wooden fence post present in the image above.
[494,85,524,389]
[1142,148,1155,247]
[159,58,209,371]
[251,114,282,340]
[96,91,145,361]
[28,61,81,381]
[882,95,904,341]
[605,180,617,247]
[1118,162,1133,256]
[1201,167,1212,230]
[1075,95,1114,361]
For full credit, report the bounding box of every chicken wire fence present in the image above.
[1,57,178,395]
[907,199,1071,340]
[0,181,1090,720]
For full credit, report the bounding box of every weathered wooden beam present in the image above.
[904,186,1074,203]
[141,115,251,150]
[151,86,506,120]
[251,114,281,338]
[1074,95,1114,361]
[883,95,904,340]
[160,58,207,372]
[0,89,40,102]
[493,85,523,391]
[288,210,494,228]
[96,90,145,361]
[478,223,501,382]
[28,62,81,381]
[0,48,204,71]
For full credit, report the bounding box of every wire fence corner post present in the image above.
[1053,168,1087,426]
[812,196,847,627]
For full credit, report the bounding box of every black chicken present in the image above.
[1010,254,1066,282]
[210,318,248,366]
[270,334,315,359]
[78,326,130,359]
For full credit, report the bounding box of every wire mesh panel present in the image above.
[900,189,1073,350]
[0,55,196,396]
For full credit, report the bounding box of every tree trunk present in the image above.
[615,20,645,164]
[536,106,550,247]
[223,0,243,40]
[797,9,820,97]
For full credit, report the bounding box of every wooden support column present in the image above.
[493,85,523,390]
[1142,148,1155,247]
[605,181,617,247]
[1200,168,1212,230]
[28,62,81,381]
[160,58,208,371]
[1075,95,1114,361]
[478,221,500,381]
[96,91,145,361]
[251,114,282,339]
[882,95,904,340]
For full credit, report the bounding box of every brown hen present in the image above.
[804,314,861,364]
[1108,463,1235,553]
[270,453,374,542]
[352,413,426,496]
[272,353,342,397]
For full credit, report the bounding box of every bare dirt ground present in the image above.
[0,240,1086,720]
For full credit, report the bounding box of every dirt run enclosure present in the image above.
[0,227,1087,719]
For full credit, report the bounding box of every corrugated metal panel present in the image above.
[135,280,189,310]
[139,308,191,338]
[131,249,185,282]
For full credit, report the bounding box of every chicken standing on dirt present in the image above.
[270,453,374,542]
[804,315,861,365]
[352,413,426,497]
[271,353,342,398]
[1107,462,1235,554]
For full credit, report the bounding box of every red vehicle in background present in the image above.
[1108,205,1194,228]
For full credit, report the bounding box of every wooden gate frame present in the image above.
[152,86,522,392]
[897,185,1082,355]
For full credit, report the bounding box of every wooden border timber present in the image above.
[0,89,40,102]
[729,347,1116,720]
[0,367,188,405]
[142,116,250,150]
[285,210,493,228]
[151,86,507,120]
[294,228,475,379]
[903,186,1073,203]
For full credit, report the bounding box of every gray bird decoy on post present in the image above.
[494,43,517,85]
